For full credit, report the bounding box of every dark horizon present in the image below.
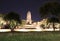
[0,0,60,21]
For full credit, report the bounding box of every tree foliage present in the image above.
[3,12,21,29]
[4,12,21,24]
[39,2,60,31]
[40,2,60,18]
[47,17,60,31]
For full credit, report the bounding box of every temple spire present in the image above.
[26,11,32,24]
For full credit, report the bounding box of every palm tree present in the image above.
[39,2,60,31]
[3,12,21,31]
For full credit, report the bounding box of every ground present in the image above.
[0,31,60,41]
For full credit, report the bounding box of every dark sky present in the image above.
[0,0,60,21]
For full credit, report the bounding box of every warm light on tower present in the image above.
[26,11,32,24]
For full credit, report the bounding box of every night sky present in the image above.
[0,0,60,21]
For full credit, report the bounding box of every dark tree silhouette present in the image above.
[4,12,21,23]
[47,17,60,31]
[39,2,60,31]
[40,2,60,18]
[3,12,21,30]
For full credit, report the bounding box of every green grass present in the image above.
[0,31,60,41]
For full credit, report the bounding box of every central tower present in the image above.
[26,11,32,24]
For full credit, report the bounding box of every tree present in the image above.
[39,2,60,31]
[3,12,21,30]
[47,17,60,31]
[40,2,60,19]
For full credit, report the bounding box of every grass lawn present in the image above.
[0,31,60,41]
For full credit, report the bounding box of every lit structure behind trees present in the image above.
[39,2,60,31]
